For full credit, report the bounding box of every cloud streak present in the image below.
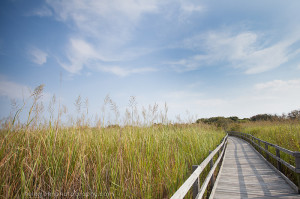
[171,30,300,74]
[255,79,300,92]
[46,0,161,44]
[45,0,207,76]
[0,79,31,99]
[28,47,48,65]
[99,66,157,77]
[30,7,53,17]
[58,38,157,76]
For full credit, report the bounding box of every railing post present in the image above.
[294,152,300,194]
[264,143,269,161]
[276,149,282,172]
[192,165,200,199]
[209,151,215,189]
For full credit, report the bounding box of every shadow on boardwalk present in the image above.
[212,136,300,199]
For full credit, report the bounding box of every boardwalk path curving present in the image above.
[212,136,299,199]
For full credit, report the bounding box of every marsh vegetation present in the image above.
[0,85,299,198]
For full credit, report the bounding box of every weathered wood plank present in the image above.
[213,190,299,199]
[212,136,299,199]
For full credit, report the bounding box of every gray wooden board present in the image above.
[212,136,300,198]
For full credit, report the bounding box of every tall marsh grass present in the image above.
[0,124,224,198]
[0,86,225,198]
[239,121,300,151]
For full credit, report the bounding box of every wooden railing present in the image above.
[171,134,228,199]
[228,131,300,193]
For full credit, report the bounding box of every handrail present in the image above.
[228,131,300,193]
[171,134,228,199]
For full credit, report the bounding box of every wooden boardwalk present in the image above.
[212,136,299,199]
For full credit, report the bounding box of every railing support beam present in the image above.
[276,149,282,172]
[209,150,215,189]
[295,152,300,194]
[265,143,269,161]
[192,165,200,199]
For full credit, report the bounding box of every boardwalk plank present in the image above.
[212,136,299,199]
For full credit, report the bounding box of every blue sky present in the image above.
[1,0,300,124]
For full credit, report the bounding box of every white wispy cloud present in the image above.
[46,0,161,44]
[46,0,206,75]
[58,37,157,76]
[172,30,300,74]
[46,0,164,75]
[179,0,204,13]
[46,0,200,34]
[255,79,300,91]
[30,7,53,17]
[58,38,104,74]
[0,79,31,99]
[230,78,300,116]
[216,78,300,117]
[0,77,52,104]
[28,47,48,65]
[99,66,157,77]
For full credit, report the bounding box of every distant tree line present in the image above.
[196,116,249,129]
[196,109,300,129]
[249,109,300,121]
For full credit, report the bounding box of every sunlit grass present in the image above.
[1,86,227,198]
[0,121,224,198]
[239,121,300,151]
[3,85,299,198]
